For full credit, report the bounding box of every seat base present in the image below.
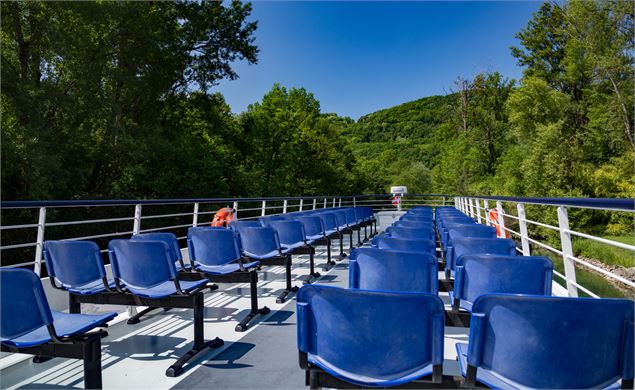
[166,337,224,377]
[303,364,459,389]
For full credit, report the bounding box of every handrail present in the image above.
[463,195,634,211]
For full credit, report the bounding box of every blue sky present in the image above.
[214,1,543,119]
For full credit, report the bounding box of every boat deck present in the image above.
[0,222,468,389]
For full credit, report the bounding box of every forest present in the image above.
[2,1,633,214]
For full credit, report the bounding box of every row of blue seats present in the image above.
[0,207,375,388]
[296,206,634,389]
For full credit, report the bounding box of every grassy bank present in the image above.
[534,248,625,298]
[572,235,635,268]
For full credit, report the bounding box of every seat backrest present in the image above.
[455,255,553,304]
[187,227,241,266]
[295,216,324,237]
[401,214,434,222]
[333,210,348,227]
[386,226,435,241]
[43,240,106,288]
[316,212,337,230]
[268,220,305,246]
[258,216,286,226]
[448,225,496,242]
[238,227,281,257]
[297,285,444,387]
[229,220,263,230]
[0,268,54,342]
[373,237,436,256]
[349,248,438,294]
[469,294,634,388]
[395,220,434,229]
[345,208,357,225]
[132,232,182,261]
[453,238,516,259]
[108,239,176,289]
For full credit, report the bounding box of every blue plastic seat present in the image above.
[333,210,349,231]
[295,216,326,242]
[43,240,115,295]
[187,227,259,274]
[0,268,116,388]
[314,212,338,236]
[0,268,116,348]
[131,232,192,271]
[267,220,307,250]
[385,226,435,241]
[108,240,207,298]
[229,220,263,230]
[235,226,286,259]
[457,294,634,389]
[349,248,438,294]
[236,226,298,303]
[444,224,496,248]
[451,255,553,311]
[395,220,435,230]
[401,214,435,222]
[297,285,444,387]
[371,236,436,256]
[446,238,517,274]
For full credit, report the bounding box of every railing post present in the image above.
[353,197,356,207]
[454,197,459,209]
[338,198,342,207]
[33,207,47,276]
[192,203,199,227]
[461,197,467,213]
[557,206,579,297]
[261,200,267,216]
[133,204,142,235]
[517,203,531,256]
[442,196,446,206]
[323,198,327,208]
[468,198,475,218]
[129,204,143,318]
[495,201,506,238]
[483,200,490,225]
[313,199,317,210]
[283,199,288,214]
[332,198,336,208]
[475,199,482,224]
[233,201,239,220]
[299,199,303,212]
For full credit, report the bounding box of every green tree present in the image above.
[1,1,258,200]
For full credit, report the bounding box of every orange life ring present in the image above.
[211,207,235,227]
[488,209,509,238]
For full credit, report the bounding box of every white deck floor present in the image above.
[0,219,468,389]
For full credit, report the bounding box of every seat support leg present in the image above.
[235,271,270,332]
[349,231,354,251]
[309,370,319,390]
[127,307,163,325]
[69,294,81,314]
[82,335,102,389]
[322,240,334,271]
[464,365,477,387]
[166,293,223,377]
[304,248,320,285]
[356,228,362,247]
[338,236,346,260]
[276,255,298,304]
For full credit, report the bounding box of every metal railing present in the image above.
[2,193,633,299]
[454,196,635,298]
